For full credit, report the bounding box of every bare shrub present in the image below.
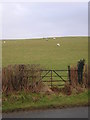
[62,82,72,95]
[2,64,43,94]
[70,66,78,88]
[68,64,88,94]
[83,64,88,88]
[70,64,88,88]
[87,65,90,88]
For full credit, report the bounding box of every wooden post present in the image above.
[68,66,71,84]
[51,70,52,88]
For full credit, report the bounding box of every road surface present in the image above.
[3,107,88,118]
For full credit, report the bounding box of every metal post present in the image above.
[68,66,71,84]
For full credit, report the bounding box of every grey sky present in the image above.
[2,2,88,39]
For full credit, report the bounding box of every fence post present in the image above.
[51,70,52,88]
[68,66,71,84]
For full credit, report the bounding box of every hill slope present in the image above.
[2,37,88,69]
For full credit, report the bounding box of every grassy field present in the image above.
[2,37,88,112]
[2,37,88,69]
[2,90,89,112]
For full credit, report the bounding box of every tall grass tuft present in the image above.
[70,66,78,88]
[62,64,88,95]
[70,64,88,88]
[2,64,43,94]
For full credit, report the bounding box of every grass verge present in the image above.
[2,90,89,113]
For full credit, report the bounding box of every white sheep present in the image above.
[4,41,6,44]
[53,37,56,40]
[57,43,60,46]
[46,38,48,41]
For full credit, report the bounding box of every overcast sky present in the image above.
[2,2,88,39]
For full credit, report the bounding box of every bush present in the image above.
[70,64,88,88]
[83,64,88,88]
[70,66,78,88]
[62,82,72,95]
[2,64,43,94]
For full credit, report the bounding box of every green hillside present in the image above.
[2,37,88,69]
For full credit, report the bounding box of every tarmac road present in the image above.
[2,107,88,118]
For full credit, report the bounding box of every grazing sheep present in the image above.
[57,43,60,46]
[46,38,48,41]
[4,41,6,44]
[53,37,56,40]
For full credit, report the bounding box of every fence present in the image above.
[24,66,71,88]
[24,65,86,88]
[40,69,68,87]
[2,64,87,93]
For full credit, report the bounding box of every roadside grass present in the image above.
[2,90,89,112]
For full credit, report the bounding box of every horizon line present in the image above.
[0,35,88,40]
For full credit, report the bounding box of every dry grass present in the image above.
[2,64,44,94]
[70,64,88,88]
[2,63,89,95]
[70,66,78,88]
[60,64,89,95]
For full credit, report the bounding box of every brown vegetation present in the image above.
[62,64,89,95]
[70,64,88,88]
[2,64,44,94]
[2,64,89,95]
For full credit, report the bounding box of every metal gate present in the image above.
[40,69,69,87]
